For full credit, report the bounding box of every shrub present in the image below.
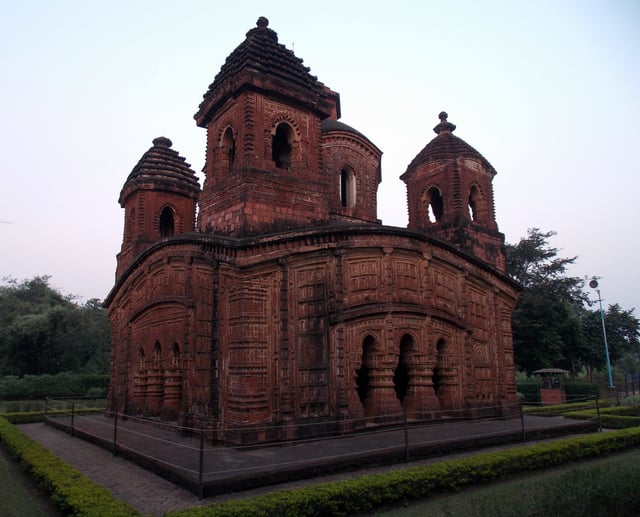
[620,395,640,407]
[0,372,109,400]
[566,382,600,399]
[516,382,539,403]
[0,416,140,516]
[523,400,609,416]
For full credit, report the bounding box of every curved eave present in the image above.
[195,73,337,128]
[321,128,383,158]
[104,223,520,307]
[118,180,200,206]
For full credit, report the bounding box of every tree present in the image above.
[506,229,588,374]
[0,276,111,376]
[581,304,640,380]
[506,229,640,380]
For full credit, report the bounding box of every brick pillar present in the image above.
[131,371,147,414]
[161,370,183,420]
[144,369,164,416]
[364,366,403,417]
[402,358,441,417]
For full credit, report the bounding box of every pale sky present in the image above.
[1,0,639,313]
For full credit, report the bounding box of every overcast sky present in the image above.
[1,0,638,313]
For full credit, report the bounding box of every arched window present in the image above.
[272,123,293,169]
[221,127,235,172]
[170,343,180,368]
[138,348,145,370]
[468,185,487,223]
[340,167,356,208]
[159,206,174,237]
[423,187,443,223]
[153,341,162,369]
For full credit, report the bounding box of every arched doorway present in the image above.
[356,335,374,405]
[432,338,446,399]
[393,334,413,402]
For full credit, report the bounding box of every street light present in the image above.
[589,278,614,388]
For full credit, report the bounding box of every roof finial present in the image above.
[153,136,172,148]
[257,16,269,28]
[433,111,456,135]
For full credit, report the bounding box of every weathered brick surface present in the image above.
[106,18,520,444]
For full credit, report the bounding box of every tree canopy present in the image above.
[0,276,110,376]
[506,229,639,378]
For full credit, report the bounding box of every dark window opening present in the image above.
[426,187,443,223]
[468,185,479,221]
[272,123,292,169]
[153,341,162,369]
[340,167,355,208]
[159,206,174,237]
[138,348,145,370]
[356,335,375,404]
[171,343,180,368]
[222,127,235,172]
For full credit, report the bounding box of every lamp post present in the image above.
[589,278,614,388]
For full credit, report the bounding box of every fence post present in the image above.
[70,401,75,437]
[112,410,119,456]
[198,430,205,500]
[403,411,409,463]
[595,396,602,432]
[519,402,526,442]
[44,397,48,419]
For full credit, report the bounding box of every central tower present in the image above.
[194,17,341,236]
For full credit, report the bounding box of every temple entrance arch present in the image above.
[432,338,446,399]
[393,334,413,402]
[355,335,375,405]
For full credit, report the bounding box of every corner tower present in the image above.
[195,17,341,236]
[116,137,200,278]
[401,112,506,271]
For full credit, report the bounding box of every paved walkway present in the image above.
[19,414,598,516]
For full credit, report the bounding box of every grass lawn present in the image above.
[376,449,640,516]
[0,446,60,516]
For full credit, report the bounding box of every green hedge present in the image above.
[516,382,539,403]
[0,373,109,400]
[1,408,103,425]
[523,399,610,416]
[566,382,600,399]
[564,405,640,429]
[166,428,640,517]
[0,416,140,516]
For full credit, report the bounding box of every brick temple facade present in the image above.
[105,17,520,444]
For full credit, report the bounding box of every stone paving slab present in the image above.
[19,414,598,515]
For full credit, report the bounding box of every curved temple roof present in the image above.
[405,112,496,175]
[196,17,337,124]
[119,137,200,205]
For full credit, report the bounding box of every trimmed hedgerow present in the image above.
[165,428,640,517]
[564,405,640,429]
[523,399,610,416]
[0,416,140,517]
[565,382,600,399]
[0,408,103,425]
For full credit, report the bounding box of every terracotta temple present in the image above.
[105,17,520,443]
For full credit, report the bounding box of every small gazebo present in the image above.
[533,368,569,405]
